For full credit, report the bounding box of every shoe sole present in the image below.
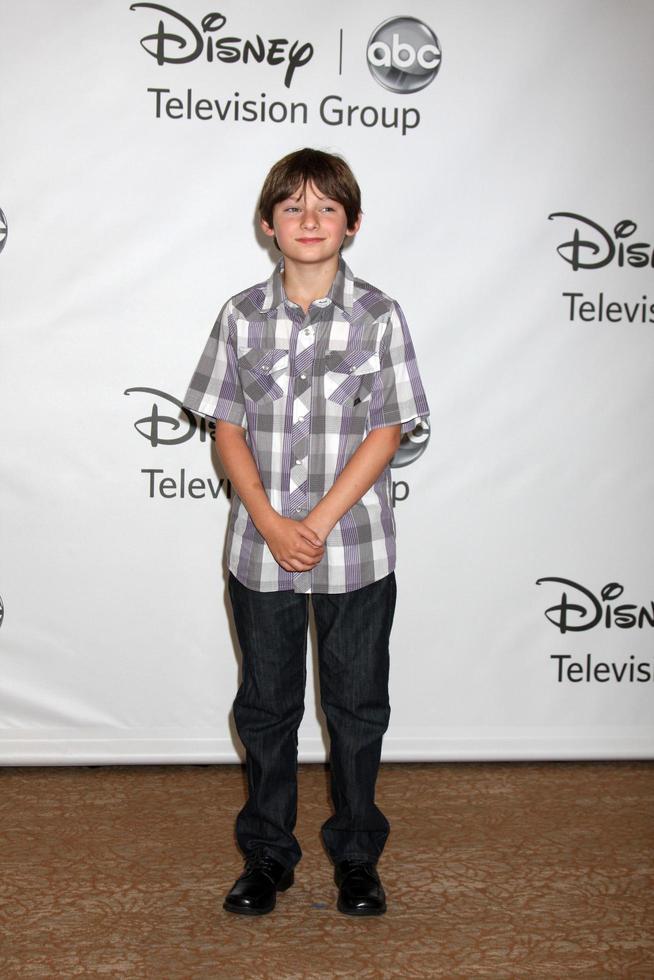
[222,870,294,915]
[337,897,387,916]
[223,901,275,916]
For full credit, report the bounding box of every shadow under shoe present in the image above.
[335,859,387,916]
[223,849,295,916]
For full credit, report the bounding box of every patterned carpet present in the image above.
[1,761,653,978]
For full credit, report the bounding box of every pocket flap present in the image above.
[238,347,289,375]
[325,348,380,376]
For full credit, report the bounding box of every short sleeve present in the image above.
[367,300,430,435]
[182,299,247,428]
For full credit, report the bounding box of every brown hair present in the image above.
[258,148,362,232]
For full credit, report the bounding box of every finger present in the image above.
[295,532,324,550]
[291,555,322,569]
[293,545,324,562]
[297,527,324,548]
[295,538,322,554]
[290,535,323,555]
[277,554,312,572]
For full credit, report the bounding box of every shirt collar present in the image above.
[260,254,355,316]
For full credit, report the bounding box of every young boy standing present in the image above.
[183,148,429,917]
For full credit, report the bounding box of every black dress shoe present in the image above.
[223,849,294,915]
[335,859,386,916]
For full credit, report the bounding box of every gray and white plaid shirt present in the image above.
[183,255,430,593]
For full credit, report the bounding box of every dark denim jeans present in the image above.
[227,570,397,871]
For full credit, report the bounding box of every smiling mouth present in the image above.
[296,237,325,244]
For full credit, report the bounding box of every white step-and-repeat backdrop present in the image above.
[2,1,652,763]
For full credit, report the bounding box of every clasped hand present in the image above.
[262,514,325,573]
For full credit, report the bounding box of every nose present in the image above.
[301,208,319,229]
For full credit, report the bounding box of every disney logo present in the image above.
[124,387,214,446]
[548,212,654,270]
[536,577,654,634]
[130,4,313,88]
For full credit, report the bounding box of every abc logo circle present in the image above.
[390,418,431,468]
[0,208,7,256]
[367,17,441,94]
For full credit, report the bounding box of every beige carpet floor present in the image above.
[1,761,653,978]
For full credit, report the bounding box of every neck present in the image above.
[282,255,340,313]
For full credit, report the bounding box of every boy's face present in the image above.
[261,180,361,266]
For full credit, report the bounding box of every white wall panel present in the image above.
[1,0,652,762]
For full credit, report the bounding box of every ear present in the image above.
[345,211,363,238]
[260,217,276,238]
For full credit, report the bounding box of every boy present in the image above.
[183,148,429,917]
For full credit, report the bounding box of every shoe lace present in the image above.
[339,859,377,881]
[245,849,279,875]
[342,859,373,871]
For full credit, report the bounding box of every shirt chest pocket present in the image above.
[237,347,290,402]
[324,348,381,406]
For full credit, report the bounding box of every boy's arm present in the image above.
[304,424,401,542]
[214,420,324,573]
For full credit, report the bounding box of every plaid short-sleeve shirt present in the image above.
[183,255,430,594]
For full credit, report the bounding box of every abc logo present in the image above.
[390,417,431,468]
[367,17,441,94]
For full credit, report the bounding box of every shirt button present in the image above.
[295,507,302,513]
[304,327,312,336]
[300,373,307,380]
[295,459,302,465]
[261,365,269,372]
[348,366,355,373]
[298,414,305,422]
